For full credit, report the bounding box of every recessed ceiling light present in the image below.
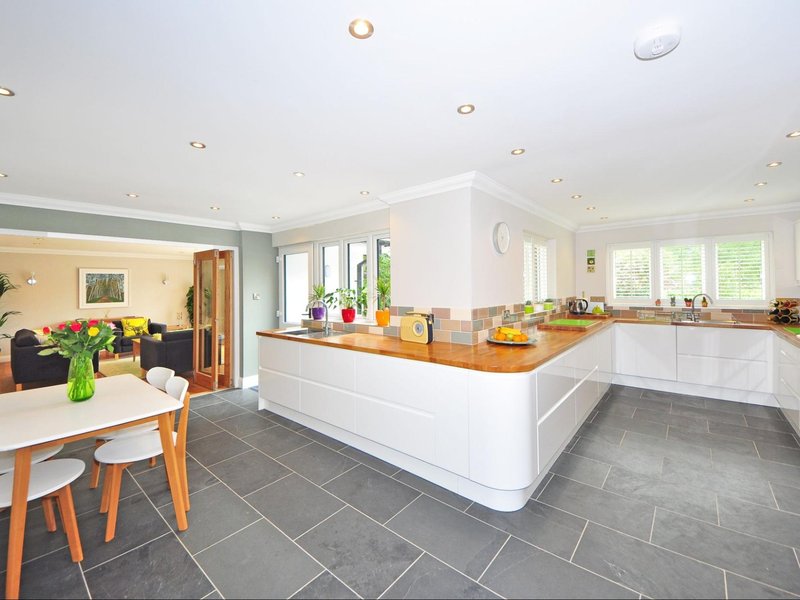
[210,206,220,211]
[550,178,563,184]
[272,216,281,220]
[786,130,800,138]
[754,181,767,187]
[126,193,139,198]
[766,161,782,168]
[293,171,305,177]
[0,87,15,97]
[571,194,582,200]
[348,18,374,39]
[457,104,475,115]
[744,198,755,203]
[190,141,206,149]
[510,148,525,156]
[360,190,370,196]
[586,206,597,211]
[0,173,7,178]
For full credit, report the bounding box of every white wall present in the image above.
[271,209,389,247]
[575,210,800,303]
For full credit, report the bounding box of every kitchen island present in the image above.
[257,323,614,511]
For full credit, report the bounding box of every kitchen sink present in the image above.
[277,328,350,339]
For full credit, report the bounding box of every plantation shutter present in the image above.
[523,235,548,302]
[716,239,766,301]
[660,243,705,299]
[613,247,651,299]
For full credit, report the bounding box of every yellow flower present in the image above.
[88,326,100,337]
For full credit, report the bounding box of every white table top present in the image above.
[0,374,182,452]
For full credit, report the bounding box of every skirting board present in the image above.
[612,374,778,407]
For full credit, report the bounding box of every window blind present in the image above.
[523,235,548,302]
[613,247,651,299]
[660,243,705,299]
[716,239,765,301]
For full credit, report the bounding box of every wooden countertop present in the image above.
[258,318,800,374]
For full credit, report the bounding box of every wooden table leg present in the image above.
[157,413,188,531]
[6,447,32,600]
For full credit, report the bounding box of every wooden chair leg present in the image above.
[41,497,57,532]
[148,457,157,468]
[104,465,124,542]
[99,462,112,514]
[15,383,22,391]
[90,439,106,489]
[55,486,83,563]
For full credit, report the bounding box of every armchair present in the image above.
[10,329,100,391]
[140,329,193,374]
[110,319,166,357]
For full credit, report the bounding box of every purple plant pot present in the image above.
[311,306,325,320]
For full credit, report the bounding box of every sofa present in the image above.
[10,328,100,391]
[109,318,166,357]
[140,329,193,374]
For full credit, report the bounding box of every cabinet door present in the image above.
[575,368,599,422]
[677,328,770,360]
[677,356,771,392]
[538,392,575,472]
[596,328,613,397]
[537,348,576,418]
[258,369,300,411]
[614,324,677,381]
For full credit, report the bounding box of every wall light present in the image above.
[26,272,37,286]
[162,274,169,286]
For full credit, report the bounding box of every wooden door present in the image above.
[193,249,232,390]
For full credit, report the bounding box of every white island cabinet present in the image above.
[614,323,677,381]
[257,330,608,511]
[775,335,800,434]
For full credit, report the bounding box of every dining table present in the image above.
[0,374,189,600]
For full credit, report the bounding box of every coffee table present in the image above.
[131,337,141,362]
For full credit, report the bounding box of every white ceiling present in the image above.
[0,0,798,232]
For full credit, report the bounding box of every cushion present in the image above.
[151,333,162,341]
[14,329,39,347]
[121,317,149,337]
[31,329,49,345]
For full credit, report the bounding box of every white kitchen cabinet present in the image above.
[676,328,772,393]
[536,347,575,418]
[258,369,300,411]
[575,369,600,422]
[538,390,575,473]
[614,324,677,381]
[776,336,800,432]
[596,327,613,398]
[795,219,800,284]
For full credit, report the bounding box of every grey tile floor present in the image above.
[2,384,800,598]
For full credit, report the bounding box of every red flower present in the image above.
[42,326,51,334]
[58,323,66,330]
[70,322,82,332]
[88,320,99,326]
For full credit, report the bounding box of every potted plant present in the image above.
[308,284,328,320]
[329,288,357,323]
[375,279,391,327]
[684,297,692,307]
[0,272,20,343]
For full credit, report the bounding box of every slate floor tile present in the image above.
[159,483,260,554]
[712,450,800,490]
[339,445,401,476]
[643,389,704,407]
[133,455,220,508]
[667,426,758,456]
[392,470,472,511]
[0,506,69,565]
[215,411,275,437]
[196,519,323,599]
[244,473,344,539]
[575,421,626,445]
[297,507,421,599]
[278,442,358,485]
[189,394,226,409]
[386,495,509,579]
[266,413,308,432]
[538,474,654,540]
[243,426,313,458]
[633,407,709,433]
[770,482,800,514]
[0,546,88,599]
[744,414,796,433]
[591,411,668,438]
[185,416,223,442]
[607,394,671,413]
[208,448,290,496]
[297,428,348,451]
[570,436,663,477]
[621,430,713,465]
[71,469,140,517]
[595,398,636,418]
[84,533,214,599]
[609,385,645,399]
[186,430,252,466]
[193,401,249,423]
[670,404,748,426]
[573,522,725,599]
[661,456,776,507]
[550,452,610,487]
[725,572,799,599]
[651,509,800,595]
[756,441,800,467]
[322,464,420,523]
[466,498,586,559]
[290,571,358,599]
[708,421,799,447]
[215,387,260,406]
[480,537,637,599]
[383,553,500,599]
[717,494,800,548]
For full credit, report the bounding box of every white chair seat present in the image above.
[0,459,85,507]
[0,445,65,476]
[95,431,178,464]
[97,423,158,441]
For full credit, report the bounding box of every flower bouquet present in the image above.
[39,320,116,401]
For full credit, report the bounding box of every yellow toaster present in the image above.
[400,313,434,344]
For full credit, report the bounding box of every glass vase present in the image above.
[67,353,95,402]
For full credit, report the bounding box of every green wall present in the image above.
[0,204,278,380]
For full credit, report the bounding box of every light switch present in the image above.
[252,293,261,300]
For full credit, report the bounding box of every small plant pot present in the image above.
[375,309,390,327]
[524,305,534,314]
[341,308,356,323]
[684,300,692,307]
[311,306,325,320]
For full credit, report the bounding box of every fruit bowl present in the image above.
[487,337,537,346]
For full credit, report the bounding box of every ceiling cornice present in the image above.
[0,246,193,260]
[264,199,388,233]
[577,201,800,233]
[378,171,480,205]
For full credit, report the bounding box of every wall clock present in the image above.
[492,221,510,254]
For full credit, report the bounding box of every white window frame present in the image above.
[277,242,313,327]
[607,233,773,308]
[523,232,554,303]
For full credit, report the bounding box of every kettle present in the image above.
[569,298,589,315]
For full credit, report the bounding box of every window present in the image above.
[660,242,705,299]
[523,234,548,302]
[347,240,368,316]
[376,236,391,308]
[612,246,652,300]
[608,233,771,306]
[278,244,312,326]
[321,243,340,296]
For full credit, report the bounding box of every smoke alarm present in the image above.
[634,24,681,60]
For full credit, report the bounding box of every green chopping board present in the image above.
[785,327,800,336]
[546,319,598,327]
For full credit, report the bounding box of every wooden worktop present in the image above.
[258,318,800,374]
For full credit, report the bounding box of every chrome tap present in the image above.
[690,293,713,322]
[321,300,331,336]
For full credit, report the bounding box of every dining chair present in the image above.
[89,366,176,488]
[94,376,190,542]
[0,458,86,564]
[0,445,64,476]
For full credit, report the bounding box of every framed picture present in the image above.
[78,268,129,309]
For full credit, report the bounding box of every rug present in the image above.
[98,358,145,379]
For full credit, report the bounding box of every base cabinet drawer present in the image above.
[258,369,300,411]
[538,393,575,472]
[575,370,599,422]
[776,378,800,433]
[300,381,355,431]
[677,356,771,392]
